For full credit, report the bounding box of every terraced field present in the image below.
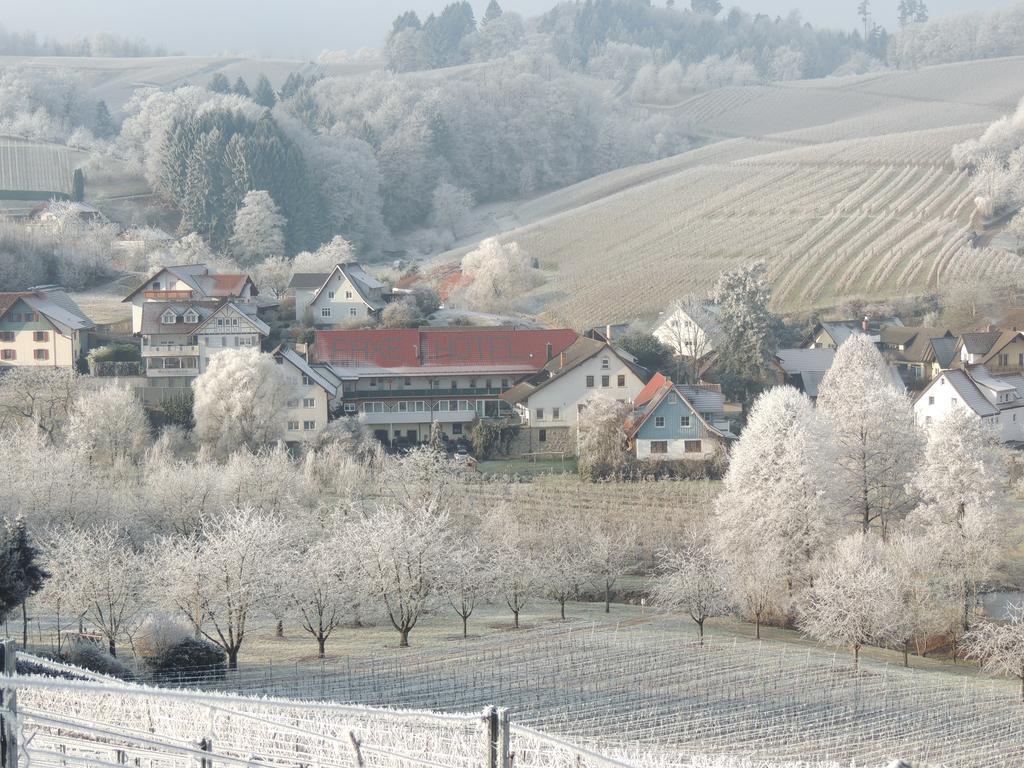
[453,56,1024,327]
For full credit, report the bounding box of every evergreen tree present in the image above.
[71,169,85,202]
[279,72,305,101]
[857,0,871,39]
[93,99,116,139]
[232,76,251,98]
[710,262,775,404]
[483,0,503,23]
[0,517,50,646]
[208,73,231,93]
[391,10,423,36]
[253,74,277,109]
[691,0,723,15]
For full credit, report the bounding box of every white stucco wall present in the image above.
[523,353,645,429]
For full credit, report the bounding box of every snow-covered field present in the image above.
[439,56,1024,327]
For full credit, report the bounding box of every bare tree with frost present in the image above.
[653,532,730,645]
[965,604,1024,702]
[230,190,286,266]
[66,384,150,466]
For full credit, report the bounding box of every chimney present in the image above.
[862,316,870,333]
[988,324,998,333]
[605,324,613,342]
[546,343,553,361]
[559,351,566,368]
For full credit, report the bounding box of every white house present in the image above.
[123,264,260,334]
[914,365,1024,443]
[502,338,648,454]
[273,345,341,444]
[289,264,391,326]
[653,302,720,358]
[140,301,269,386]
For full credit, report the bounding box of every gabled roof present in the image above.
[288,272,331,290]
[880,326,953,362]
[803,317,903,347]
[122,264,208,302]
[192,302,270,336]
[123,264,255,302]
[960,331,1002,356]
[931,336,958,369]
[500,338,643,405]
[775,348,835,375]
[273,345,339,397]
[307,264,388,311]
[628,373,733,440]
[920,369,1000,418]
[0,290,94,333]
[140,300,222,335]
[207,274,256,297]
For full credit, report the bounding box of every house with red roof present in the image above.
[312,326,579,447]
[627,373,735,460]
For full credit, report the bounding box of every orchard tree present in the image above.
[170,232,216,266]
[909,405,1006,634]
[286,538,358,658]
[348,505,451,647]
[965,605,1024,701]
[652,533,730,645]
[710,262,775,403]
[576,394,631,481]
[230,190,286,266]
[886,531,950,666]
[192,348,290,457]
[486,513,541,629]
[380,297,422,328]
[161,507,287,668]
[443,537,488,638]
[459,238,541,312]
[539,515,594,620]
[588,518,638,613]
[799,533,895,666]
[816,335,922,535]
[0,367,79,441]
[66,384,150,466]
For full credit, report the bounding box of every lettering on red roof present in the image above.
[314,328,579,369]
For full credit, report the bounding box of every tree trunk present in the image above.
[276,619,284,638]
[604,579,611,614]
[903,641,909,668]
[462,614,468,639]
[512,609,519,629]
[109,637,116,657]
[854,644,860,667]
[697,619,704,646]
[228,648,239,670]
[560,600,565,620]
[317,635,326,659]
[21,600,28,648]
[399,627,410,648]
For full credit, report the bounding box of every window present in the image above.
[586,375,595,387]
[450,381,458,390]
[286,399,299,408]
[303,421,316,431]
[152,281,161,290]
[601,358,610,370]
[650,441,668,454]
[303,398,316,408]
[183,310,198,323]
[369,378,377,388]
[538,429,547,443]
[681,415,690,428]
[0,350,14,361]
[349,308,358,317]
[501,378,509,388]
[287,420,299,431]
[328,291,335,299]
[449,400,459,411]
[321,307,331,318]
[231,318,238,326]
[302,374,313,386]
[655,416,665,428]
[0,332,13,342]
[217,319,224,326]
[33,349,48,361]
[951,397,958,406]
[452,423,463,435]
[552,408,560,420]
[684,440,702,453]
[345,291,353,299]
[536,408,544,420]
[1000,353,1009,367]
[161,311,176,325]
[601,375,610,387]
[617,374,626,387]
[404,377,412,386]
[928,396,935,405]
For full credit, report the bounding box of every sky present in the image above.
[1,0,1008,59]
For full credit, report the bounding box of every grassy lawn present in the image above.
[476,457,578,476]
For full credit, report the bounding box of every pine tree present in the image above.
[483,0,503,23]
[208,73,231,93]
[232,76,251,99]
[279,72,305,101]
[710,262,775,404]
[857,0,871,39]
[93,99,116,139]
[253,74,277,109]
[0,517,50,646]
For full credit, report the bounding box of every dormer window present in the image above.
[161,309,177,325]
[183,310,199,324]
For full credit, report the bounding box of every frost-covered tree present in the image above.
[908,405,1006,634]
[539,515,594,620]
[442,537,488,638]
[0,367,79,441]
[965,604,1024,701]
[286,538,357,658]
[661,296,719,383]
[291,235,356,274]
[576,394,631,481]
[253,255,292,298]
[161,507,287,668]
[66,384,150,466]
[653,534,730,644]
[799,533,895,666]
[0,516,49,646]
[192,348,289,456]
[170,232,215,265]
[230,190,286,266]
[253,75,277,109]
[380,297,422,328]
[716,386,833,613]
[816,335,922,535]
[60,526,145,657]
[348,504,450,647]
[458,238,541,312]
[710,262,775,403]
[208,73,231,93]
[587,518,638,613]
[379,446,456,516]
[886,530,951,666]
[431,181,474,239]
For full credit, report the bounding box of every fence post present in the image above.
[198,737,212,768]
[498,708,510,768]
[484,706,499,768]
[0,640,17,768]
[348,731,364,768]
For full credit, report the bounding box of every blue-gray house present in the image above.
[628,373,735,460]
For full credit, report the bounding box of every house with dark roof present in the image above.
[877,325,955,385]
[627,373,735,461]
[123,264,261,334]
[802,317,904,349]
[0,287,93,368]
[140,301,269,385]
[501,337,648,455]
[272,345,340,444]
[774,348,836,401]
[289,264,392,326]
[914,364,1024,443]
[313,326,579,447]
[952,329,1024,375]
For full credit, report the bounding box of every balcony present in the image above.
[144,344,199,357]
[353,386,507,398]
[143,290,194,300]
[361,409,478,425]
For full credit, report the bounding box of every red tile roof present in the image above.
[314,327,579,369]
[634,372,671,408]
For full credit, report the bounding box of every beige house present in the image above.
[123,264,259,334]
[289,264,390,326]
[502,338,648,455]
[0,288,93,368]
[273,346,341,444]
